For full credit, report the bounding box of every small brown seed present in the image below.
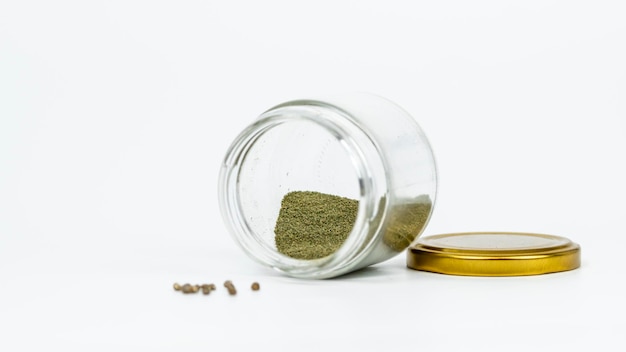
[251,282,260,291]
[190,285,199,293]
[173,283,181,291]
[201,284,212,295]
[208,283,216,291]
[182,283,193,294]
[224,280,237,295]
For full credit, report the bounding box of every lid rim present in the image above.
[413,243,579,257]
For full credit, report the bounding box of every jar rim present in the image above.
[219,101,389,278]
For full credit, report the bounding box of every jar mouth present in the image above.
[219,102,388,278]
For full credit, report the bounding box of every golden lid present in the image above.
[407,232,581,276]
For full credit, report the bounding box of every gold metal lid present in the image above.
[407,232,581,276]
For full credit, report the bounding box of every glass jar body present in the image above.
[219,93,437,278]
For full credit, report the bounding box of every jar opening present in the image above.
[219,103,387,278]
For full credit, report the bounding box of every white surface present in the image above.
[1,1,625,351]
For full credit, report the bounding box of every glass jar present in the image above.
[219,93,437,279]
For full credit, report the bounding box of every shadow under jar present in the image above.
[219,93,437,279]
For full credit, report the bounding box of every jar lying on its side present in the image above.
[219,93,437,279]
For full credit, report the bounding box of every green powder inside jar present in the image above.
[274,191,433,260]
[274,191,358,260]
[382,196,432,251]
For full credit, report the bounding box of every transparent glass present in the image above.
[219,93,437,278]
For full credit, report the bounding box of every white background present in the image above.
[1,1,625,351]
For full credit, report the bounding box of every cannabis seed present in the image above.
[251,282,260,291]
[173,283,181,291]
[181,283,193,293]
[224,280,237,295]
[201,284,212,295]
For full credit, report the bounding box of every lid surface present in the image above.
[407,232,580,276]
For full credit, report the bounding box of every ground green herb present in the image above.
[274,191,358,260]
[382,195,432,251]
[274,191,432,259]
